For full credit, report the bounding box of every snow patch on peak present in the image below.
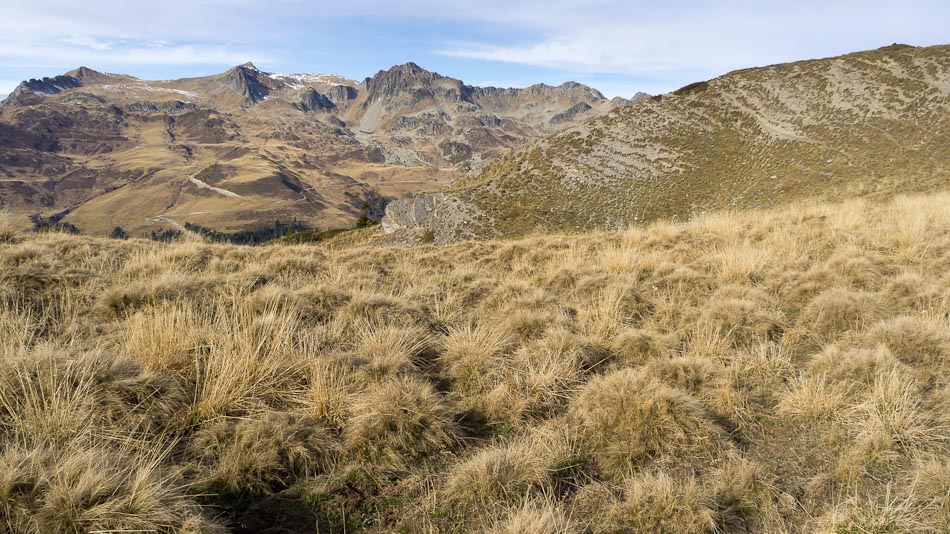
[269,73,353,89]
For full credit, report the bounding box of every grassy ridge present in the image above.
[1,193,949,532]
[438,44,950,239]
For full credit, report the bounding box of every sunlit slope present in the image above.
[386,44,949,241]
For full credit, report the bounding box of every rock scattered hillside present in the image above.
[383,44,949,243]
[0,63,623,235]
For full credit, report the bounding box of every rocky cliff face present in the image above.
[224,63,272,103]
[381,44,950,242]
[299,89,335,112]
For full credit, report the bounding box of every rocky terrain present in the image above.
[382,44,950,243]
[0,63,624,235]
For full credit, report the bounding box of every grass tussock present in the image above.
[0,193,948,531]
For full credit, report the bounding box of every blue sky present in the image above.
[0,0,947,99]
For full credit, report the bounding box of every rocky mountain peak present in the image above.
[66,66,105,82]
[1,74,83,107]
[224,64,270,103]
[363,62,451,100]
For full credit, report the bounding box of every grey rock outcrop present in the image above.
[550,102,592,124]
[61,92,107,105]
[326,84,358,105]
[382,192,482,244]
[225,64,270,103]
[299,89,335,112]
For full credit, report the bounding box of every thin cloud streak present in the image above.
[438,0,949,78]
[0,43,266,69]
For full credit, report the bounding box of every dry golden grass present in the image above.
[0,192,948,531]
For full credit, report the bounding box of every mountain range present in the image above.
[382,44,949,243]
[0,62,625,235]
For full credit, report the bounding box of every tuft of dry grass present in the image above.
[606,472,716,533]
[0,210,21,244]
[568,368,722,477]
[776,373,851,423]
[125,302,206,373]
[345,376,457,466]
[190,412,336,496]
[440,323,512,394]
[848,369,941,460]
[487,497,583,534]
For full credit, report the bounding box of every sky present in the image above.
[0,0,947,99]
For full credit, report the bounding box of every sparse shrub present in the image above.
[673,80,710,95]
[109,226,129,240]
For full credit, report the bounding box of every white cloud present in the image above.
[438,0,949,79]
[0,1,272,71]
[0,0,945,97]
[0,42,266,68]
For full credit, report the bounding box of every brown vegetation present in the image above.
[0,192,948,532]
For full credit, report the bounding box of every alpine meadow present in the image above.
[0,4,949,532]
